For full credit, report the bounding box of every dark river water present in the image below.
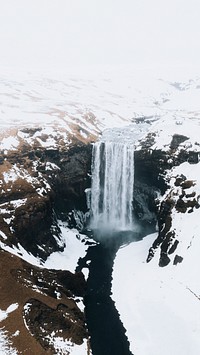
[76,231,141,355]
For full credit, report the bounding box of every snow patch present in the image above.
[45,332,90,355]
[0,329,18,355]
[0,137,19,151]
[44,222,89,274]
[0,303,19,322]
[45,162,60,171]
[0,230,7,240]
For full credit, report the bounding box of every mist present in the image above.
[0,0,200,75]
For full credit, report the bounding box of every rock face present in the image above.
[0,135,92,259]
[53,144,92,218]
[150,172,200,267]
[134,131,200,266]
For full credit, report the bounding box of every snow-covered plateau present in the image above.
[0,68,200,354]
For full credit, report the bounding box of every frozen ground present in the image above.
[112,226,200,355]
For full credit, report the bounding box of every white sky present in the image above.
[0,0,200,74]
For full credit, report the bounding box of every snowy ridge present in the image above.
[1,70,200,150]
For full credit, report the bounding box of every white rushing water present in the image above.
[90,126,137,232]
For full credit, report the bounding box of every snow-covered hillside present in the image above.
[1,69,200,150]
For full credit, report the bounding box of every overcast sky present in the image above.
[0,0,200,74]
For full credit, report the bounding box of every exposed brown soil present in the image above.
[0,249,88,354]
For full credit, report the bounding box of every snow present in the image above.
[3,218,13,225]
[0,329,18,355]
[0,137,19,151]
[148,114,200,151]
[112,231,200,355]
[10,199,27,209]
[80,130,88,139]
[0,303,19,322]
[23,303,33,334]
[45,162,60,171]
[0,221,89,276]
[12,331,20,337]
[169,162,200,191]
[2,162,51,197]
[0,231,7,240]
[0,199,27,222]
[36,187,48,197]
[0,69,200,143]
[3,169,19,185]
[45,333,90,355]
[0,241,42,267]
[3,165,31,185]
[44,222,89,274]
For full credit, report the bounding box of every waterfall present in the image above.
[90,129,135,232]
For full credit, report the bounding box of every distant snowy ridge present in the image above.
[1,70,200,149]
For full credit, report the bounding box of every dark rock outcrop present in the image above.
[0,142,92,260]
[134,133,200,266]
[23,298,87,351]
[170,134,189,150]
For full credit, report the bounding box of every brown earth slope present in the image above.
[0,249,88,354]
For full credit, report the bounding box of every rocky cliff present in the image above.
[0,127,92,354]
[0,128,92,259]
[134,118,200,267]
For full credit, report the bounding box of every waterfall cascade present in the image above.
[90,127,136,232]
